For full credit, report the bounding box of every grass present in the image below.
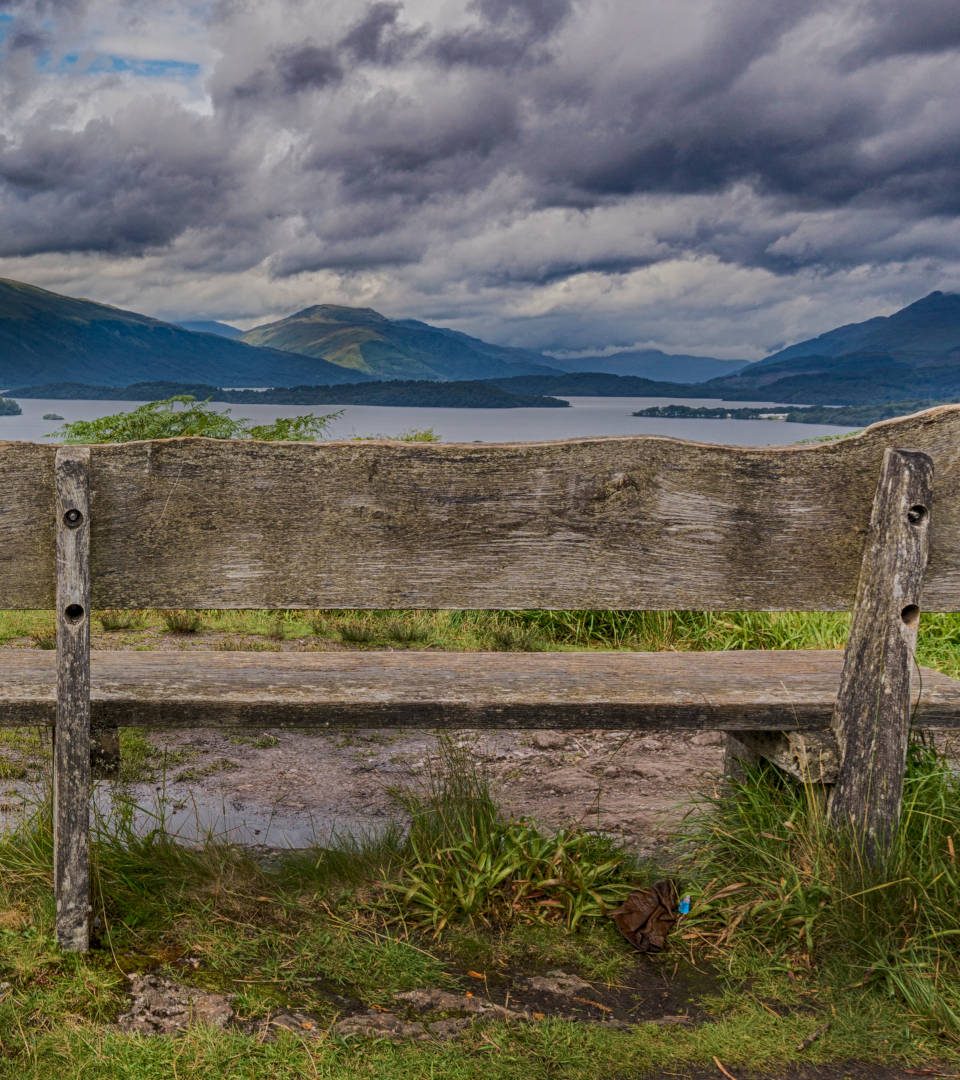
[98,609,147,632]
[682,742,960,1042]
[0,608,959,1074]
[160,609,205,634]
[0,745,958,1076]
[1,605,959,667]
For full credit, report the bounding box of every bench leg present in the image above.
[829,448,933,858]
[722,733,761,784]
[54,446,92,952]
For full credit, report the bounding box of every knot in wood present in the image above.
[594,471,636,502]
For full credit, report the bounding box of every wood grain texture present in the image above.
[1,648,958,731]
[1,405,959,611]
[54,446,91,953]
[0,441,55,608]
[829,449,933,851]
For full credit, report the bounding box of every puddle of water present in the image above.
[0,782,396,851]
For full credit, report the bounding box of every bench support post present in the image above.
[828,448,933,857]
[724,731,838,784]
[54,446,92,951]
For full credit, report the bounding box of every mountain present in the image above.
[703,292,960,404]
[545,348,750,382]
[488,372,699,397]
[0,279,365,388]
[241,305,560,381]
[177,320,243,340]
[763,292,960,366]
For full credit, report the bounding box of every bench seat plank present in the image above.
[1,648,958,730]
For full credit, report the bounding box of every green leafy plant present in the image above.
[383,739,642,933]
[52,395,340,443]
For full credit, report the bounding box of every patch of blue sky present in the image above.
[0,14,13,42]
[47,52,201,79]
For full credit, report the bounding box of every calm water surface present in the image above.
[0,394,852,445]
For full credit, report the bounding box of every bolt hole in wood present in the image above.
[64,603,85,622]
[63,509,83,528]
[901,604,920,627]
[907,504,928,524]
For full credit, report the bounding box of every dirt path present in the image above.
[118,724,727,852]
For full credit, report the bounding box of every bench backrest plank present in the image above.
[2,405,959,611]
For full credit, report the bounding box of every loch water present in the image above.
[0,394,853,445]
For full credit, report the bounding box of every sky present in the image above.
[0,0,959,359]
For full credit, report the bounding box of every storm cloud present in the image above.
[1,0,959,357]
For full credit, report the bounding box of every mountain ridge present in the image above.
[545,348,750,382]
[0,279,366,388]
[240,304,560,381]
[701,291,960,404]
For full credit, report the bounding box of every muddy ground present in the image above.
[116,725,727,852]
[3,719,957,851]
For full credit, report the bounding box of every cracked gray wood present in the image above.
[1,406,960,611]
[829,448,934,853]
[0,648,957,731]
[54,446,92,952]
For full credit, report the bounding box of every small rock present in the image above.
[525,971,594,997]
[532,732,568,751]
[602,765,620,778]
[333,1009,471,1041]
[688,732,724,748]
[394,988,525,1019]
[256,1010,324,1038]
[118,974,233,1035]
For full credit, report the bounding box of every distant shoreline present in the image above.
[631,402,952,427]
[4,379,569,410]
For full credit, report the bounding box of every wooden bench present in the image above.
[3,405,960,952]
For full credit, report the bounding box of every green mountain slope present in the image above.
[0,279,364,388]
[703,292,960,404]
[177,320,244,340]
[762,292,960,366]
[241,305,560,381]
[546,348,750,382]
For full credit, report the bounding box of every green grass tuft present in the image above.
[160,609,205,634]
[682,741,960,1041]
[97,609,147,632]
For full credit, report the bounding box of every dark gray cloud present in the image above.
[430,0,572,67]
[0,103,238,256]
[275,43,343,93]
[848,0,960,62]
[471,0,572,35]
[0,0,959,357]
[340,2,425,64]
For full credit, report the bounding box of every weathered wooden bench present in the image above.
[3,405,960,952]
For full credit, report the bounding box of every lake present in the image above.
[0,394,854,445]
